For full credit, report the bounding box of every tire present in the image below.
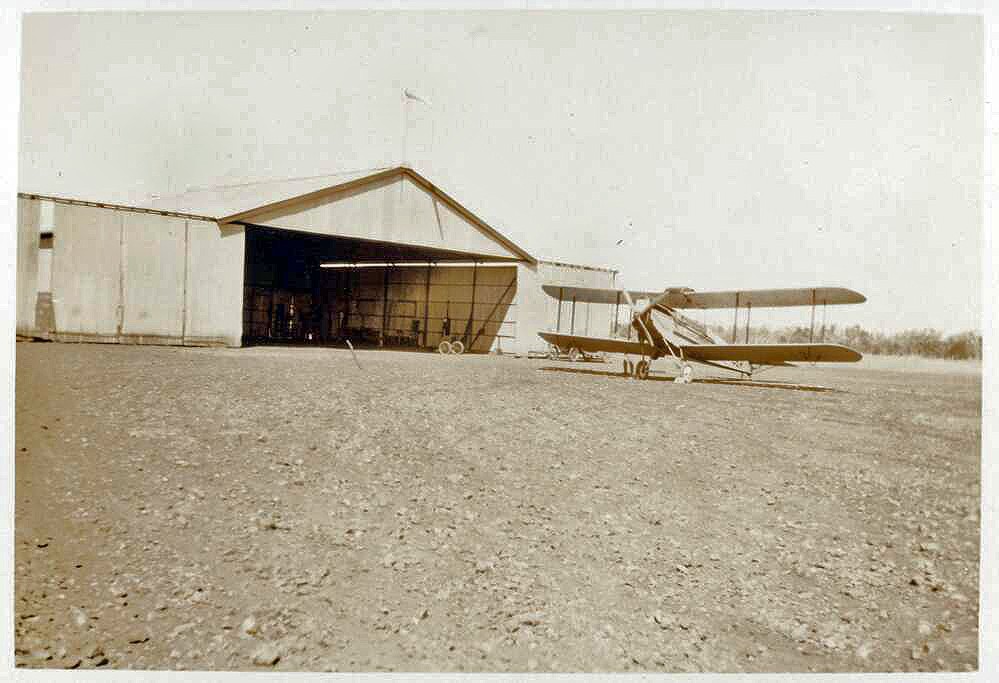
[568,347,581,362]
[635,359,650,380]
[438,340,452,355]
[450,340,465,355]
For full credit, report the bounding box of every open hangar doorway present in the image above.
[241,225,519,353]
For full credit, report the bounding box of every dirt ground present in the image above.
[13,342,981,672]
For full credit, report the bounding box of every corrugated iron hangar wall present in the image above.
[17,197,244,347]
[16,174,617,354]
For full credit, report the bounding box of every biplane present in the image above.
[538,285,866,381]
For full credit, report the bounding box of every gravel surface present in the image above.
[14,343,981,672]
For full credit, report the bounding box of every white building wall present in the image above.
[121,212,187,340]
[186,222,245,347]
[44,202,244,346]
[51,202,123,339]
[510,261,617,355]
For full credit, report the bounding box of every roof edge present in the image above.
[16,192,217,222]
[539,259,618,275]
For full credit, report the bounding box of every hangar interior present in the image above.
[241,225,518,352]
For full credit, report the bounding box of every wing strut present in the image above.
[809,289,816,343]
[731,292,740,343]
[612,291,621,337]
[556,286,564,332]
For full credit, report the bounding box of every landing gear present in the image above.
[635,359,651,380]
[624,358,651,379]
[674,363,693,384]
[567,347,581,362]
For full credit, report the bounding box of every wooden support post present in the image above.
[466,262,478,347]
[731,292,740,343]
[570,296,576,335]
[267,266,278,339]
[422,264,431,347]
[381,266,390,343]
[745,302,751,344]
[613,291,621,337]
[343,268,353,332]
[820,299,827,342]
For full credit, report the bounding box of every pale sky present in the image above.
[18,10,983,333]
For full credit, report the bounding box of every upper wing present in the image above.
[681,343,862,364]
[541,284,671,305]
[542,284,865,309]
[538,331,652,356]
[659,287,865,309]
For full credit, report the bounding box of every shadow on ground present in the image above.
[537,365,838,392]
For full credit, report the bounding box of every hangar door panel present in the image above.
[52,203,123,338]
[121,213,186,338]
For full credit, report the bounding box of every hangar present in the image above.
[16,166,617,356]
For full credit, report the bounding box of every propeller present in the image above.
[620,288,655,351]
[622,287,686,370]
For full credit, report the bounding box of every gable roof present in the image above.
[19,166,536,264]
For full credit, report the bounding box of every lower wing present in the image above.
[681,343,862,364]
[538,332,653,356]
[538,334,862,365]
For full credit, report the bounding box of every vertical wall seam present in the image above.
[50,202,57,336]
[117,213,125,339]
[181,221,189,344]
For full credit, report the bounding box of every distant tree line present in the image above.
[709,323,983,360]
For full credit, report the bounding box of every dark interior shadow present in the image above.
[538,365,839,393]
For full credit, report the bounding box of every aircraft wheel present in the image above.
[635,360,650,380]
[450,340,465,355]
[438,340,452,355]
[568,347,581,362]
[623,359,633,376]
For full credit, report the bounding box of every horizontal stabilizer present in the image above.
[660,287,866,309]
[538,332,652,356]
[681,343,862,364]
